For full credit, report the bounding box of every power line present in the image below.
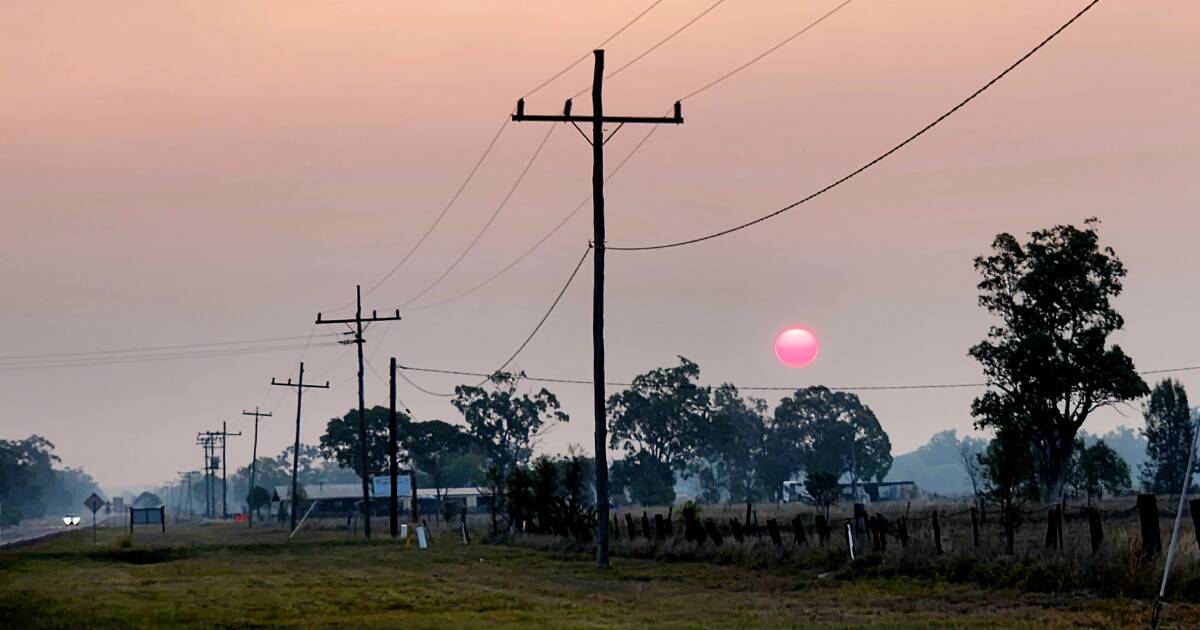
[397,246,592,397]
[407,0,853,310]
[524,0,666,98]
[343,0,668,311]
[395,362,1200,395]
[570,0,729,99]
[0,332,339,363]
[679,0,856,102]
[608,0,1104,251]
[399,124,557,307]
[406,124,663,311]
[0,341,342,370]
[349,115,510,309]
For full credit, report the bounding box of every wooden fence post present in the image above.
[1087,507,1103,555]
[792,514,807,546]
[815,514,830,546]
[853,503,868,537]
[1138,494,1161,555]
[931,511,943,555]
[730,518,745,543]
[1190,499,1200,550]
[642,511,652,542]
[654,514,667,541]
[875,514,888,552]
[625,513,638,539]
[970,507,980,548]
[766,518,783,546]
[704,520,723,546]
[897,517,909,549]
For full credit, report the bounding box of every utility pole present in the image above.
[389,357,399,538]
[221,421,242,519]
[316,286,401,539]
[272,362,330,534]
[512,49,683,568]
[177,471,196,521]
[242,408,272,528]
[196,432,219,518]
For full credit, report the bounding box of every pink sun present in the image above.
[774,327,819,368]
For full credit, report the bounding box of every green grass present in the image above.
[1,523,1198,629]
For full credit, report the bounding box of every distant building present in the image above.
[271,484,491,516]
[782,479,917,504]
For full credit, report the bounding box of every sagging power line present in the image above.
[607,0,1103,252]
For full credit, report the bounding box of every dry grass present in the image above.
[3,519,1199,628]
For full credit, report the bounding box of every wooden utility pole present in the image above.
[242,407,272,528]
[389,357,400,538]
[196,432,220,518]
[316,286,401,540]
[220,421,242,519]
[512,49,683,568]
[272,362,330,534]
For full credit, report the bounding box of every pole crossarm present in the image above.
[271,377,330,389]
[315,310,402,326]
[514,98,682,125]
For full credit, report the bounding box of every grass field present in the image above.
[1,521,1198,629]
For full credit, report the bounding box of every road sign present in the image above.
[84,493,105,514]
[84,493,105,544]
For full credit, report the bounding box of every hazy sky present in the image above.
[3,1,1198,489]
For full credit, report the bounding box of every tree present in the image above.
[693,384,770,504]
[969,219,1147,501]
[453,372,567,479]
[804,470,840,519]
[775,387,892,489]
[608,357,710,480]
[1075,440,1131,503]
[404,420,476,507]
[505,467,535,532]
[319,406,404,478]
[247,486,271,517]
[979,428,1037,555]
[960,438,985,512]
[133,491,163,508]
[610,452,676,506]
[1140,379,1196,494]
[0,435,61,525]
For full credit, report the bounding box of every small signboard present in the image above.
[129,506,166,536]
[371,474,413,498]
[84,493,105,514]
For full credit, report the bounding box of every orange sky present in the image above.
[2,1,1198,488]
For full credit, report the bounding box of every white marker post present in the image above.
[845,522,855,561]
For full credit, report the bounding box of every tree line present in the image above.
[0,436,101,526]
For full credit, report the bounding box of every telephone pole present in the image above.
[196,432,219,518]
[512,49,683,568]
[316,286,401,539]
[389,357,399,538]
[221,421,242,519]
[177,471,196,520]
[272,362,330,534]
[242,407,272,528]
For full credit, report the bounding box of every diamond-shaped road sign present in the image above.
[84,493,105,514]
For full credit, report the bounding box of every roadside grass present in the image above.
[2,522,1199,629]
